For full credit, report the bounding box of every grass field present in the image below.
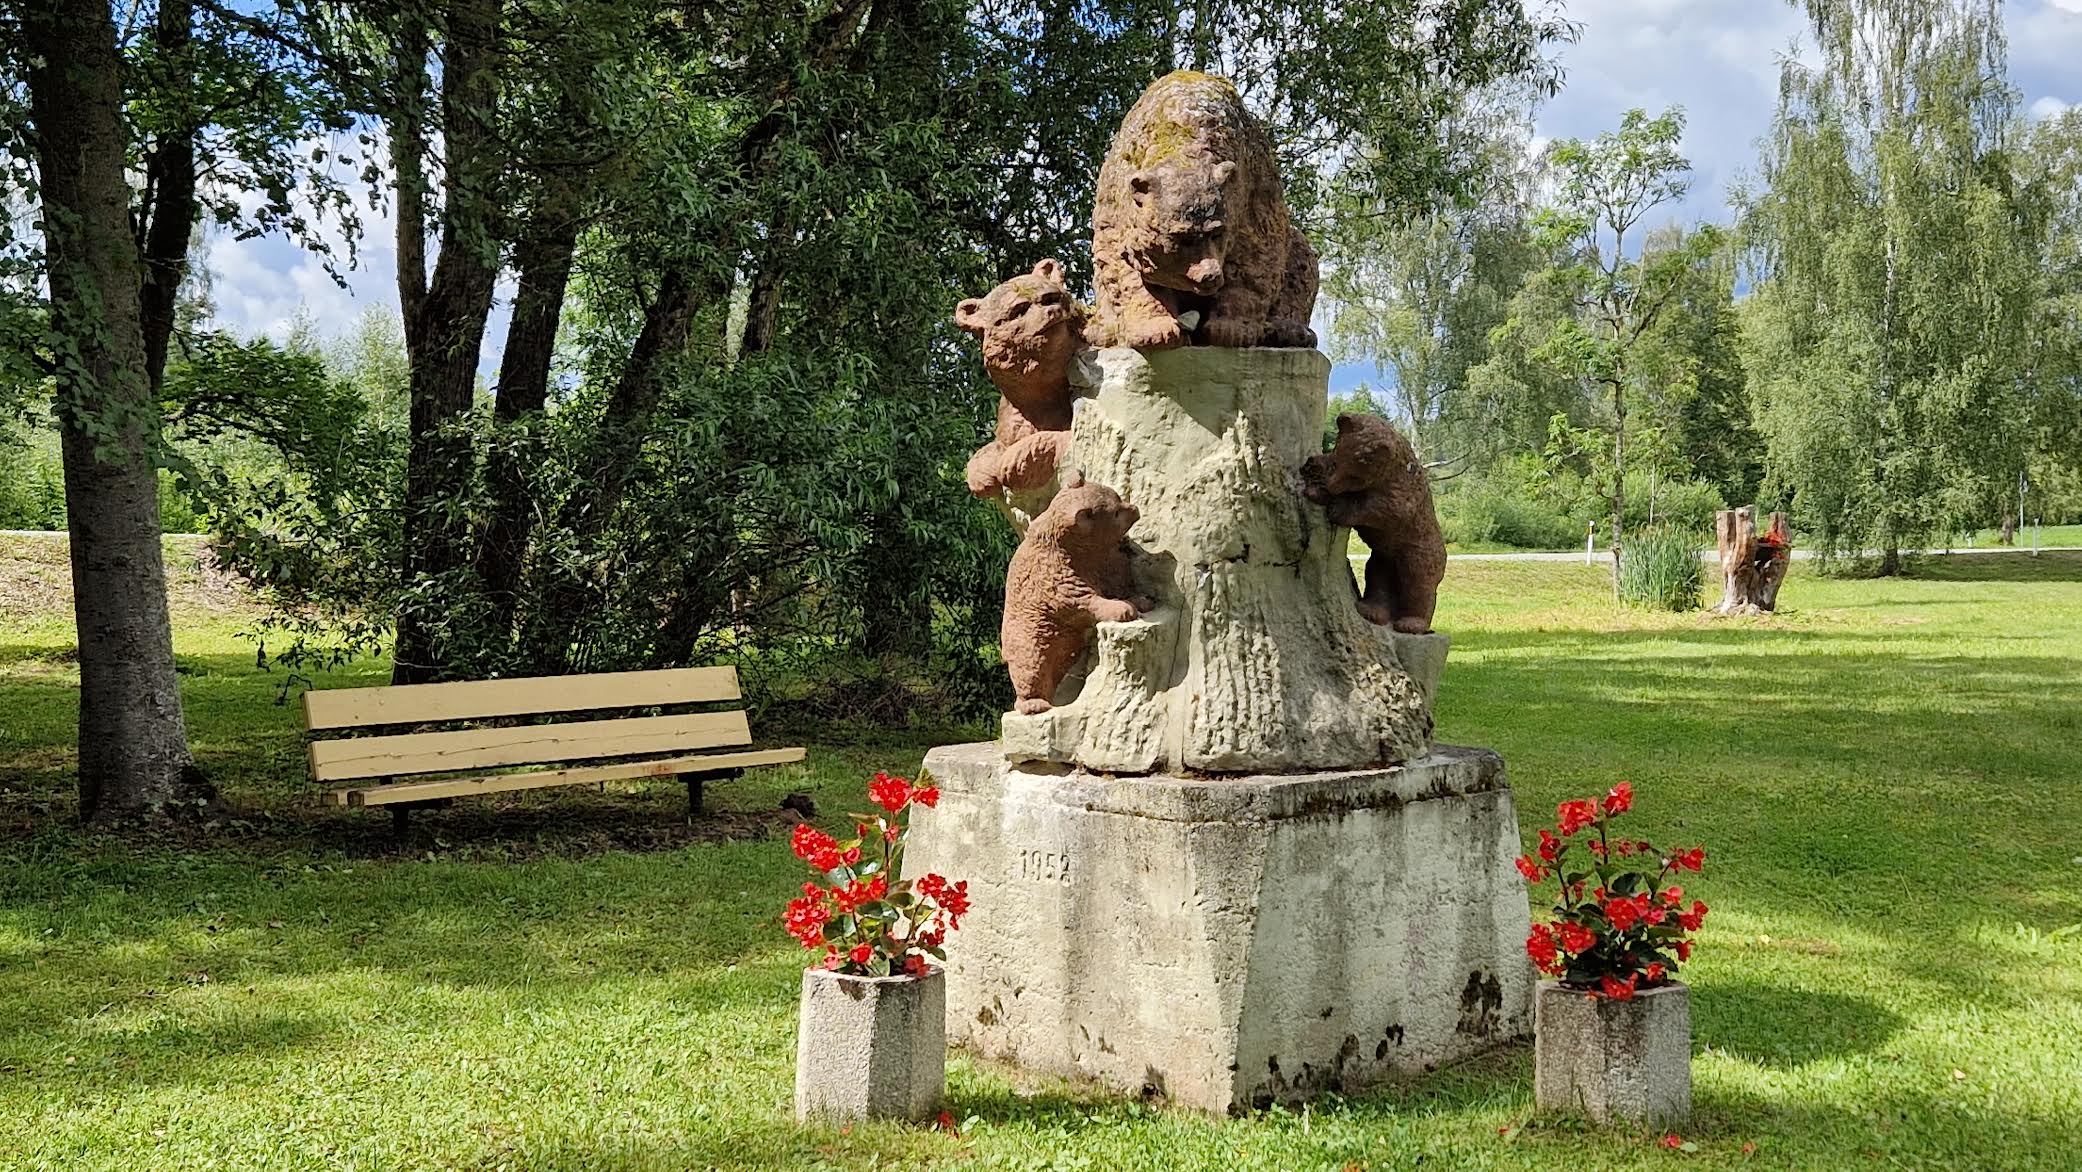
[2,536,2079,1170]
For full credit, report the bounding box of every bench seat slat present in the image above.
[325,747,808,806]
[300,666,742,730]
[308,711,752,782]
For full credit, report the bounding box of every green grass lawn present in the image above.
[3,538,2079,1169]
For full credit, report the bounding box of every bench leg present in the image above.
[683,768,744,822]
[391,804,411,843]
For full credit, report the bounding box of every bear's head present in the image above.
[1125,157,1237,296]
[955,259,1088,413]
[1306,413,1421,499]
[1034,471,1139,548]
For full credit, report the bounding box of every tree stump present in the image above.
[1713,507,1790,615]
[998,346,1436,773]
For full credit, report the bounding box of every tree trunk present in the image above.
[1609,379,1626,591]
[137,0,198,396]
[392,0,503,684]
[476,202,581,638]
[1714,506,1791,616]
[24,0,210,821]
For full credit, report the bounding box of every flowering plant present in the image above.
[1517,782,1709,1001]
[782,772,970,978]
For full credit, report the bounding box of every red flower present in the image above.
[1537,829,1561,862]
[1526,924,1562,973]
[849,943,873,965]
[1604,896,1640,931]
[1675,940,1692,962]
[1599,973,1638,1001]
[791,823,839,865]
[934,1111,958,1135]
[822,951,845,971]
[1645,962,1666,982]
[1661,1133,1683,1149]
[904,954,931,977]
[783,891,831,949]
[1677,900,1708,932]
[1673,847,1705,872]
[1603,781,1633,815]
[1558,922,1598,954]
[1661,886,1684,906]
[868,772,913,813]
[1515,855,1546,882]
[1588,839,1608,859]
[912,785,940,808]
[832,875,889,914]
[1557,799,1598,836]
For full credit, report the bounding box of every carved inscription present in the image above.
[1018,847,1073,885]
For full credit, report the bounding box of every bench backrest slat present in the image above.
[300,666,741,731]
[307,710,753,782]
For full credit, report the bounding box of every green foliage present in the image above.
[1616,524,1704,611]
[0,413,64,529]
[1467,107,1729,581]
[1740,0,2043,570]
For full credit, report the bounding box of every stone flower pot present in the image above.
[1533,979,1691,1126]
[793,967,945,1124]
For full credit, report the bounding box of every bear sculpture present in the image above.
[1090,71,1317,351]
[1301,414,1446,635]
[955,259,1087,498]
[1000,473,1152,714]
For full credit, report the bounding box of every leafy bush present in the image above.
[1618,525,1704,611]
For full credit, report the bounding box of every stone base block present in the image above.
[908,742,1534,1114]
[794,968,946,1124]
[1533,980,1691,1126]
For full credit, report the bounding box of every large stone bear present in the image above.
[1000,473,1152,714]
[955,259,1086,498]
[1090,71,1317,351]
[1301,414,1446,635]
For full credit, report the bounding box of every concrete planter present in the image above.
[1534,979,1691,1126]
[793,967,945,1124]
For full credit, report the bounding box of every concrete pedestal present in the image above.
[1533,980,1691,1126]
[908,741,1534,1114]
[793,968,946,1124]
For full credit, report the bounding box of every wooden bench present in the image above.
[300,666,804,830]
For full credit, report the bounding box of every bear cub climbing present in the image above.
[1302,414,1446,635]
[1000,473,1153,714]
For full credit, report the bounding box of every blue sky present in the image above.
[200,0,2082,389]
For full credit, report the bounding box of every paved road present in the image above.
[1367,545,2082,563]
[6,528,2072,563]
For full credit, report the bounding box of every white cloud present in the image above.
[200,129,513,376]
[2031,96,2073,120]
[1536,0,1806,226]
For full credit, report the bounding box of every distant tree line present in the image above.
[1322,0,2082,575]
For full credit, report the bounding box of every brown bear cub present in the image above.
[955,259,1087,498]
[1301,414,1446,635]
[1000,473,1153,714]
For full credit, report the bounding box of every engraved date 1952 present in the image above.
[1018,848,1073,885]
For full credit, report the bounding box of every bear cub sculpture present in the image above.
[1000,473,1153,714]
[955,259,1086,498]
[1090,70,1317,351]
[1301,414,1446,635]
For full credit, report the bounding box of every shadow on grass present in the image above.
[1901,549,2082,583]
[1694,982,1904,1069]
